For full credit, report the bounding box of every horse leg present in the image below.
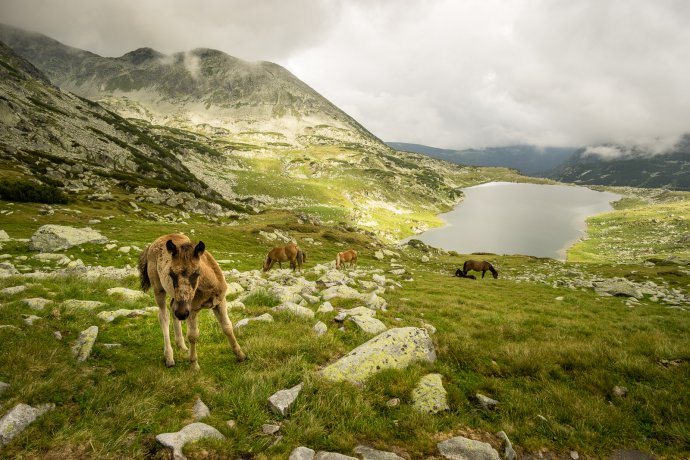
[169,298,189,354]
[482,270,486,278]
[155,290,175,367]
[213,300,247,361]
[186,311,200,371]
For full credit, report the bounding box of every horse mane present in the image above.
[176,243,197,262]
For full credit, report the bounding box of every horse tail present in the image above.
[335,252,341,269]
[263,254,271,272]
[138,246,151,292]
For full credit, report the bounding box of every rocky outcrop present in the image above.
[0,403,55,446]
[321,327,436,384]
[29,225,108,252]
[437,436,500,460]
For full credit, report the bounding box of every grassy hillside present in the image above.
[0,192,688,459]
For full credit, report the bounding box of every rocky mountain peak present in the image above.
[119,47,164,65]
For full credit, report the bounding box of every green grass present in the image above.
[0,193,688,459]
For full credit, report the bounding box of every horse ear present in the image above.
[166,239,178,256]
[194,241,205,258]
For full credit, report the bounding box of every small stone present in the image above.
[354,445,405,460]
[193,397,210,420]
[72,326,99,362]
[0,286,26,295]
[421,255,430,263]
[313,321,327,336]
[0,382,9,396]
[476,393,499,410]
[613,385,628,398]
[268,383,303,416]
[411,373,449,414]
[262,423,281,435]
[497,431,516,460]
[555,296,564,301]
[437,436,500,460]
[63,299,105,311]
[234,313,274,330]
[226,420,236,429]
[421,322,436,334]
[156,422,224,460]
[272,302,315,318]
[53,331,63,340]
[386,398,400,408]
[317,301,334,313]
[102,343,121,349]
[22,314,41,326]
[106,287,147,302]
[118,246,131,254]
[0,403,55,446]
[374,250,384,260]
[570,451,580,460]
[290,446,316,460]
[22,298,53,310]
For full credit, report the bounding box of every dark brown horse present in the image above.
[454,268,476,279]
[138,233,246,370]
[335,249,358,270]
[263,243,306,272]
[462,260,498,279]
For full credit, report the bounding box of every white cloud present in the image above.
[3,0,690,150]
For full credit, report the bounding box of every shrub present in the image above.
[0,179,68,204]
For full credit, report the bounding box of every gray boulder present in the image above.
[290,446,316,460]
[0,230,9,241]
[593,279,643,299]
[0,403,55,446]
[0,286,26,295]
[156,422,224,460]
[476,393,499,410]
[72,326,98,362]
[314,452,358,460]
[497,431,516,460]
[353,445,405,459]
[437,436,500,460]
[321,285,362,301]
[411,373,449,414]
[313,321,328,336]
[192,397,210,421]
[29,225,108,252]
[22,298,53,310]
[348,315,387,334]
[272,302,315,318]
[63,299,105,311]
[0,262,19,277]
[321,327,436,384]
[234,313,274,330]
[268,383,303,416]
[106,287,148,302]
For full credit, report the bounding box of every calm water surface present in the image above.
[412,182,621,260]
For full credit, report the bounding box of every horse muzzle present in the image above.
[174,300,190,320]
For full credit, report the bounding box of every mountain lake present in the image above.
[410,181,621,260]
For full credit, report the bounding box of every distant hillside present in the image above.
[0,23,387,152]
[386,142,575,176]
[548,137,690,190]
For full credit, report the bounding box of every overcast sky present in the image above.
[3,0,690,150]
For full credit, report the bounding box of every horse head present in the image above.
[166,239,205,320]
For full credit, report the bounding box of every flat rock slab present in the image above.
[321,327,436,384]
[106,287,148,302]
[348,315,387,334]
[97,307,158,322]
[235,313,274,330]
[321,285,362,301]
[29,225,107,252]
[354,445,406,459]
[411,373,449,414]
[272,302,314,318]
[0,403,55,446]
[63,299,105,311]
[72,326,98,362]
[22,298,53,310]
[290,446,316,460]
[156,422,224,460]
[268,383,303,416]
[437,436,500,460]
[0,286,26,295]
[314,452,358,460]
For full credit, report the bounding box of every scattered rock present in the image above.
[106,287,147,302]
[354,445,405,460]
[570,451,580,460]
[388,269,406,276]
[0,230,9,241]
[268,383,303,416]
[437,436,500,460]
[374,250,384,260]
[476,393,499,410]
[22,314,41,326]
[118,246,131,254]
[321,327,436,384]
[0,403,55,446]
[421,255,430,263]
[156,422,224,460]
[609,449,656,460]
[29,225,108,252]
[262,423,281,435]
[317,302,334,313]
[72,326,98,361]
[421,322,436,334]
[0,382,8,397]
[272,302,315,318]
[411,373,449,414]
[386,398,400,407]
[363,292,387,310]
[63,299,105,311]
[226,420,236,429]
[593,279,643,299]
[53,331,62,340]
[612,386,628,398]
[0,262,19,277]
[193,397,210,421]
[290,446,316,460]
[497,431,516,460]
[348,315,387,334]
[314,452,358,460]
[321,284,362,301]
[339,306,376,319]
[234,313,274,330]
[0,285,26,295]
[226,282,244,296]
[313,321,327,336]
[97,307,158,322]
[22,298,53,310]
[102,343,120,349]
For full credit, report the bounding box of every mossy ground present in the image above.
[0,190,688,459]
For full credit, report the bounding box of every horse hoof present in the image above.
[165,361,175,368]
[238,353,248,362]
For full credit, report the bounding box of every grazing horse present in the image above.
[462,259,498,279]
[454,268,476,279]
[138,233,246,370]
[263,243,306,272]
[335,249,358,270]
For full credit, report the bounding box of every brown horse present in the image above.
[263,243,306,272]
[138,233,246,370]
[335,249,358,270]
[462,260,498,279]
[454,268,477,279]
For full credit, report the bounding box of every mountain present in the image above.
[0,23,386,152]
[548,137,690,190]
[386,142,575,176]
[0,40,243,215]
